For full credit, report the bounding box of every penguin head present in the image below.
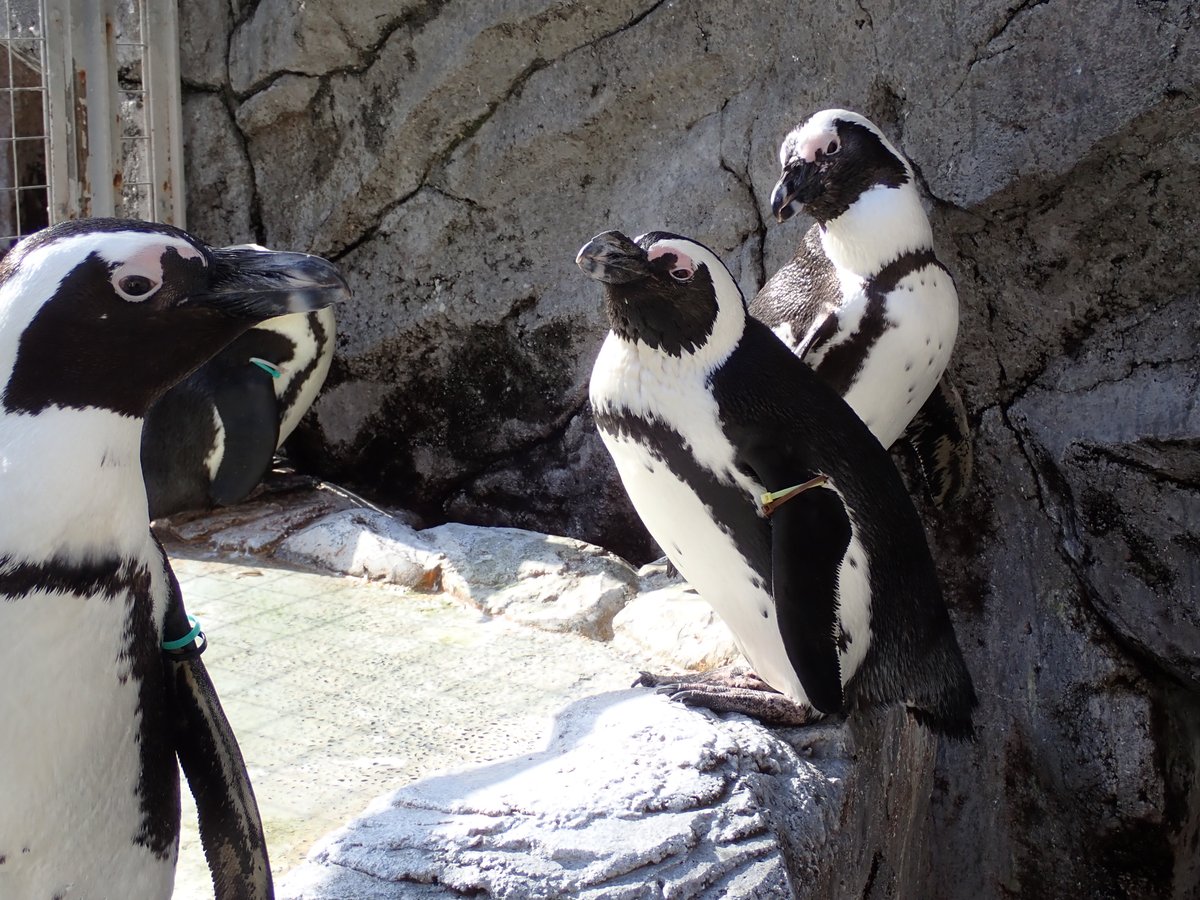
[577,229,745,368]
[0,218,349,418]
[771,109,913,225]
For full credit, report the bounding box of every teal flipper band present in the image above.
[162,615,202,651]
[249,357,282,379]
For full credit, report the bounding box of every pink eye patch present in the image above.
[649,244,695,280]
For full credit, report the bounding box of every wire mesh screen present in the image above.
[0,0,49,250]
[0,0,182,254]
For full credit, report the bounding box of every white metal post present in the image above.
[41,0,71,224]
[143,0,183,226]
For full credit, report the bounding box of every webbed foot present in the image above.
[634,666,819,726]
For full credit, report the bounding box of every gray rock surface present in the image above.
[279,509,445,591]
[278,694,932,900]
[180,1,1200,896]
[278,692,807,899]
[422,522,639,640]
[612,563,743,673]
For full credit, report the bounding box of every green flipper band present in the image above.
[163,615,203,651]
[249,357,282,379]
[761,475,829,516]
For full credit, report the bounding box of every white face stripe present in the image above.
[631,235,747,377]
[780,108,913,180]
[0,230,208,392]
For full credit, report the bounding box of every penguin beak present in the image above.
[576,231,653,284]
[771,162,821,223]
[195,247,350,319]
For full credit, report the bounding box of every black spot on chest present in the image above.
[813,248,950,397]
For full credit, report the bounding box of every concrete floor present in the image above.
[169,548,640,899]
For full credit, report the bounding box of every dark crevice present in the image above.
[578,0,671,53]
[440,394,591,513]
[426,184,486,213]
[231,90,266,243]
[1073,439,1200,495]
[419,0,669,190]
[718,153,767,291]
[230,1,455,101]
[909,156,965,214]
[327,186,423,264]
[980,0,1051,57]
[1002,402,1190,692]
[422,56,550,184]
[295,1,670,260]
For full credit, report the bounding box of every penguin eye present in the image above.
[647,245,697,283]
[825,139,839,156]
[114,273,161,301]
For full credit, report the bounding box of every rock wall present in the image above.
[180,2,1200,897]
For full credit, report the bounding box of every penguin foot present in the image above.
[666,683,819,727]
[634,666,818,726]
[633,665,766,691]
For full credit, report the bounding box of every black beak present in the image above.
[194,246,350,319]
[576,230,653,284]
[770,161,821,223]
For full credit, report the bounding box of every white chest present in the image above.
[590,335,874,706]
[0,407,177,896]
[0,553,176,897]
[0,408,151,561]
[801,263,959,447]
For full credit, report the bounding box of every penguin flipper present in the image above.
[209,371,281,507]
[899,375,973,507]
[742,446,850,715]
[162,561,273,899]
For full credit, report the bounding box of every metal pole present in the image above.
[41,0,71,223]
[144,0,183,226]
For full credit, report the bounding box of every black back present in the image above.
[714,318,976,734]
[142,328,292,519]
[749,225,839,344]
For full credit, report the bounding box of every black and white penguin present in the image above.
[579,229,975,734]
[751,108,972,505]
[0,218,348,897]
[142,292,336,520]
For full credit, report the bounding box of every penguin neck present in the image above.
[0,406,152,563]
[820,183,933,278]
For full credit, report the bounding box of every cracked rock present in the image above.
[1011,292,1200,687]
[275,693,896,900]
[182,1,1200,896]
[422,522,639,641]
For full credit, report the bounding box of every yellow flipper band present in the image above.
[760,475,829,516]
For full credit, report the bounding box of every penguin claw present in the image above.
[633,665,768,693]
[667,685,820,727]
[632,664,820,726]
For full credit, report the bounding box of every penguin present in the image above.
[750,108,972,506]
[141,295,336,520]
[579,229,975,735]
[0,218,348,897]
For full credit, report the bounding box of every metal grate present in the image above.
[0,0,49,249]
[0,0,183,253]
